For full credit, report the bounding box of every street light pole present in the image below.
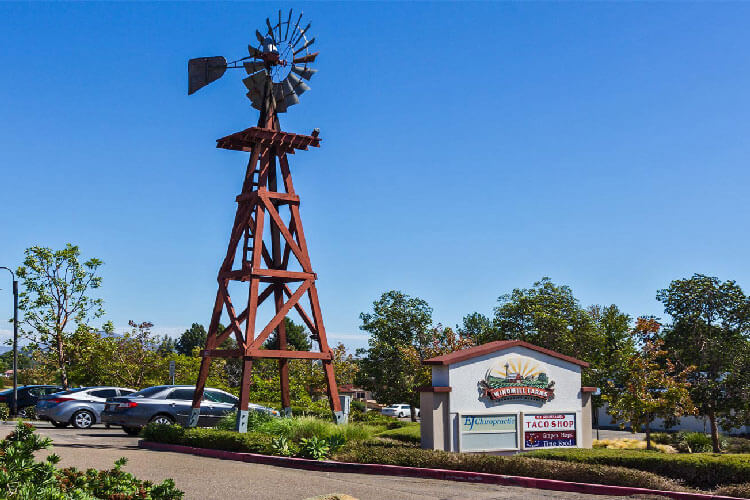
[0,267,18,417]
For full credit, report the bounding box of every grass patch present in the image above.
[716,482,750,498]
[593,438,676,453]
[525,447,750,489]
[375,423,421,444]
[255,416,377,442]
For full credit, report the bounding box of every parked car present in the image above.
[101,385,279,435]
[381,403,419,418]
[36,386,137,429]
[0,385,63,416]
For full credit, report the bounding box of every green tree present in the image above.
[175,323,207,356]
[457,312,499,344]
[493,278,607,386]
[604,317,695,450]
[16,244,105,389]
[156,335,177,355]
[657,274,750,452]
[357,290,433,420]
[588,304,635,408]
[263,317,312,351]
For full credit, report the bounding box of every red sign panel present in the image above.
[524,431,576,448]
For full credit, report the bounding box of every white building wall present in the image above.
[443,346,584,452]
[596,404,750,435]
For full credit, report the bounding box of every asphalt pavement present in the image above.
[8,422,655,500]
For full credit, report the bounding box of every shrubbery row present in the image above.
[333,441,688,492]
[525,447,750,488]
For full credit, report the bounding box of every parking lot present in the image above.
[7,421,645,500]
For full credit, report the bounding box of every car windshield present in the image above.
[130,386,168,398]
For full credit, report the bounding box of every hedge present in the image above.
[142,424,273,454]
[333,441,687,492]
[525,448,750,489]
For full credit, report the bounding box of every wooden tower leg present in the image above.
[268,151,292,416]
[235,358,253,432]
[307,283,343,422]
[189,287,225,427]
[276,286,291,414]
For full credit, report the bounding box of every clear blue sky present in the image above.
[1,2,749,350]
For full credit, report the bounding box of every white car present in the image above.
[381,403,419,418]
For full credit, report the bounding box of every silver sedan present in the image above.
[36,387,137,429]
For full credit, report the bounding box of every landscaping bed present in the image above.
[139,414,750,498]
[524,448,750,489]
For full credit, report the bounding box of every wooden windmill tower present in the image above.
[187,10,343,431]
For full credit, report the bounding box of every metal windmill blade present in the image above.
[243,61,267,74]
[291,65,317,80]
[286,72,310,96]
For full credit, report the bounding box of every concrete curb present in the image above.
[138,440,738,499]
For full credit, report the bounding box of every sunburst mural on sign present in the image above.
[479,356,555,403]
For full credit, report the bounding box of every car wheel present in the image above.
[51,420,69,428]
[150,414,175,425]
[71,410,95,429]
[398,412,404,418]
[123,426,141,436]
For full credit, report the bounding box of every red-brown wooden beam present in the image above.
[201,349,332,361]
[246,350,332,360]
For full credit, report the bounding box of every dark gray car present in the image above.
[100,385,279,435]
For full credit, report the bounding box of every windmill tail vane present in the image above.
[186,10,344,431]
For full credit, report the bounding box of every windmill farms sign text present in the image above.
[479,357,555,403]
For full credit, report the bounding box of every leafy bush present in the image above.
[716,482,750,498]
[334,441,687,492]
[677,432,726,453]
[19,405,37,420]
[375,423,421,444]
[298,437,330,460]
[270,436,296,457]
[326,435,346,454]
[142,423,185,444]
[525,447,750,489]
[0,403,9,421]
[182,428,273,454]
[351,400,366,412]
[1,421,183,499]
[726,437,750,454]
[58,458,183,500]
[651,432,675,445]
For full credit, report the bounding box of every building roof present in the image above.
[423,340,589,368]
[338,384,367,392]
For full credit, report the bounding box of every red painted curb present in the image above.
[138,440,739,500]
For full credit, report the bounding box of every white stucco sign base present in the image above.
[420,341,594,454]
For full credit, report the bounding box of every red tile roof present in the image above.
[423,340,589,368]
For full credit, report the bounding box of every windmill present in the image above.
[187,10,344,431]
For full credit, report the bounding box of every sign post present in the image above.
[169,360,175,385]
